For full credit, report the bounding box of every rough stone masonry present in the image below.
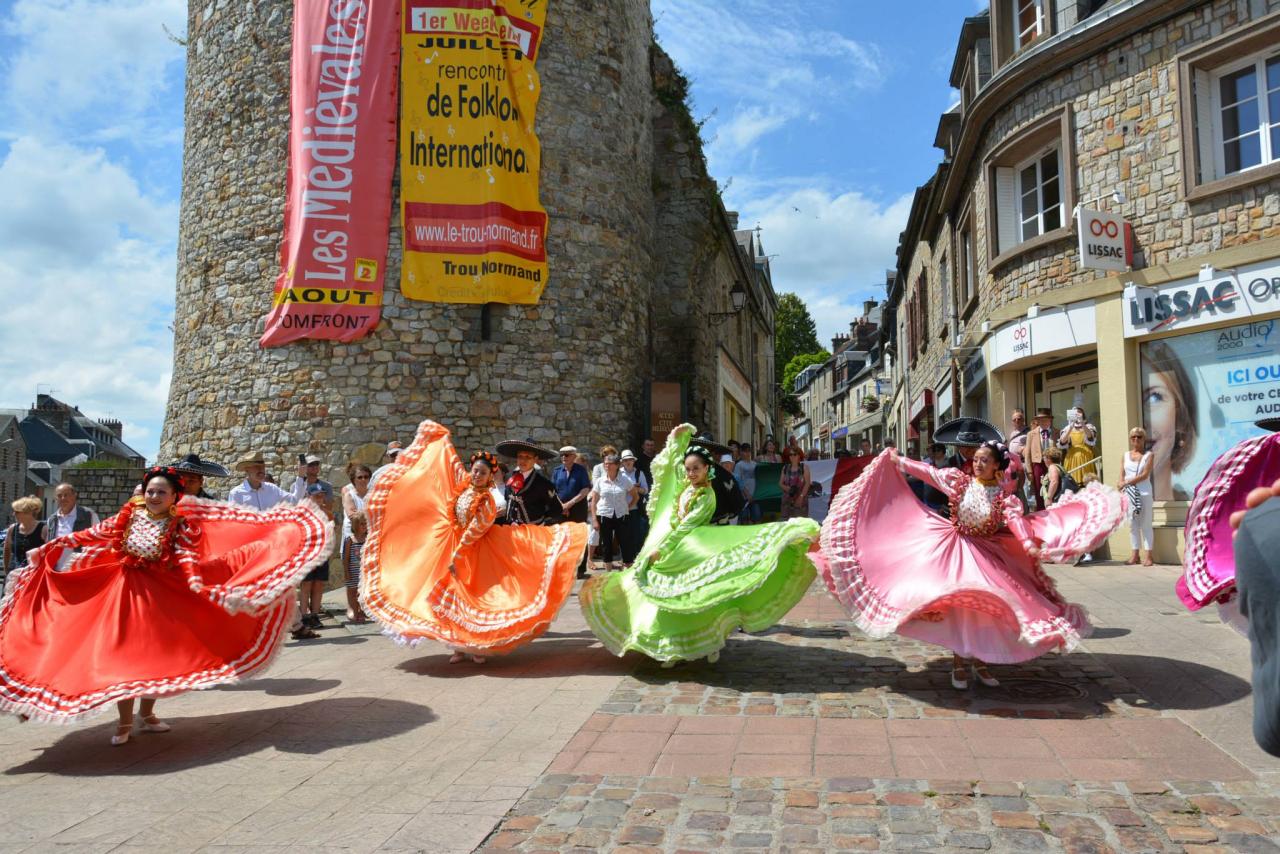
[162,0,722,480]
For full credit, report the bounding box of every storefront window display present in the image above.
[1140,318,1279,501]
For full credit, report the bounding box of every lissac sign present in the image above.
[1077,207,1132,272]
[1122,258,1280,338]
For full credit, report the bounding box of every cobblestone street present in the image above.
[1,562,1278,853]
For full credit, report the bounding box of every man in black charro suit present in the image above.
[495,438,561,526]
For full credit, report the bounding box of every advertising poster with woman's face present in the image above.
[1140,318,1278,501]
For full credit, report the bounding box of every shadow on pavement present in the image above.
[1089,626,1132,639]
[396,637,629,679]
[1089,652,1252,711]
[214,677,342,696]
[290,635,370,646]
[613,635,1251,719]
[5,697,436,776]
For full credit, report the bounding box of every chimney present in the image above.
[831,333,850,353]
[33,395,70,436]
[100,418,123,439]
[726,210,739,230]
[864,299,877,315]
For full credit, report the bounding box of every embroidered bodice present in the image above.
[897,455,1035,547]
[124,512,175,560]
[953,478,1004,537]
[676,485,709,523]
[455,488,481,528]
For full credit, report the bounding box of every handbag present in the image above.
[1124,484,1142,518]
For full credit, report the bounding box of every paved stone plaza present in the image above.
[1,562,1278,853]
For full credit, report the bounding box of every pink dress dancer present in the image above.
[819,448,1123,673]
[1176,431,1280,634]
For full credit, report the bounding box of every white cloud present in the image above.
[654,1,885,170]
[738,187,914,344]
[0,138,176,460]
[715,106,790,156]
[0,0,185,463]
[2,0,186,137]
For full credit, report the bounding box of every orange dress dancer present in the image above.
[360,420,589,657]
[0,470,332,725]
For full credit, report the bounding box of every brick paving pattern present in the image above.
[478,774,1280,853]
[600,590,1158,721]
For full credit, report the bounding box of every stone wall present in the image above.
[903,0,1280,418]
[650,49,776,442]
[162,0,660,478]
[62,466,146,520]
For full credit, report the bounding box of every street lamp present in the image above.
[709,281,747,324]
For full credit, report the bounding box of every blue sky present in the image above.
[0,1,972,461]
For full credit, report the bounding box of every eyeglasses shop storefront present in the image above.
[963,250,1278,560]
[1124,261,1280,509]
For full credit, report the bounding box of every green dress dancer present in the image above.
[580,423,820,663]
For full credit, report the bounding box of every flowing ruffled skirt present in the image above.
[1177,433,1280,630]
[360,420,588,654]
[580,518,820,662]
[0,499,332,722]
[818,452,1122,663]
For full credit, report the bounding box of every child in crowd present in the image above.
[299,483,335,628]
[343,511,368,623]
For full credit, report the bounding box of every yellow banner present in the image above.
[400,0,549,303]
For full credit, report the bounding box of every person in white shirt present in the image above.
[48,483,100,571]
[589,454,638,571]
[227,452,296,511]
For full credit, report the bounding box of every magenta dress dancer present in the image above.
[1177,431,1280,634]
[819,449,1123,665]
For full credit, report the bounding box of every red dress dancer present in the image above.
[0,466,331,742]
[819,443,1123,685]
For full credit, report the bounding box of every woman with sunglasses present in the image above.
[1117,429,1155,566]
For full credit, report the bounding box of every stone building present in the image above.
[888,0,1280,560]
[787,298,891,455]
[160,0,778,480]
[0,415,27,528]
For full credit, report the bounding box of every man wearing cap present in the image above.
[1023,408,1055,511]
[290,454,334,506]
[496,438,561,526]
[367,441,403,493]
[552,446,592,525]
[228,452,296,510]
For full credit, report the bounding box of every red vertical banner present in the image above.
[261,0,401,347]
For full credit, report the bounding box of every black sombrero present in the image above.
[495,438,555,460]
[1257,417,1280,433]
[933,417,1004,448]
[691,432,732,457]
[170,452,231,478]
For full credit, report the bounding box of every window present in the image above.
[1016,147,1063,241]
[916,272,929,352]
[937,254,951,340]
[1014,0,1045,50]
[958,223,977,317]
[1209,53,1280,177]
[985,107,1074,265]
[1180,18,1280,198]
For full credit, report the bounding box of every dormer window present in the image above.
[1015,0,1045,50]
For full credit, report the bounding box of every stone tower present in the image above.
[161,0,658,471]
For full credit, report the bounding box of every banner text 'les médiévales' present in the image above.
[262,0,400,347]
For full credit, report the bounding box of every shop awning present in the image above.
[909,390,934,424]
